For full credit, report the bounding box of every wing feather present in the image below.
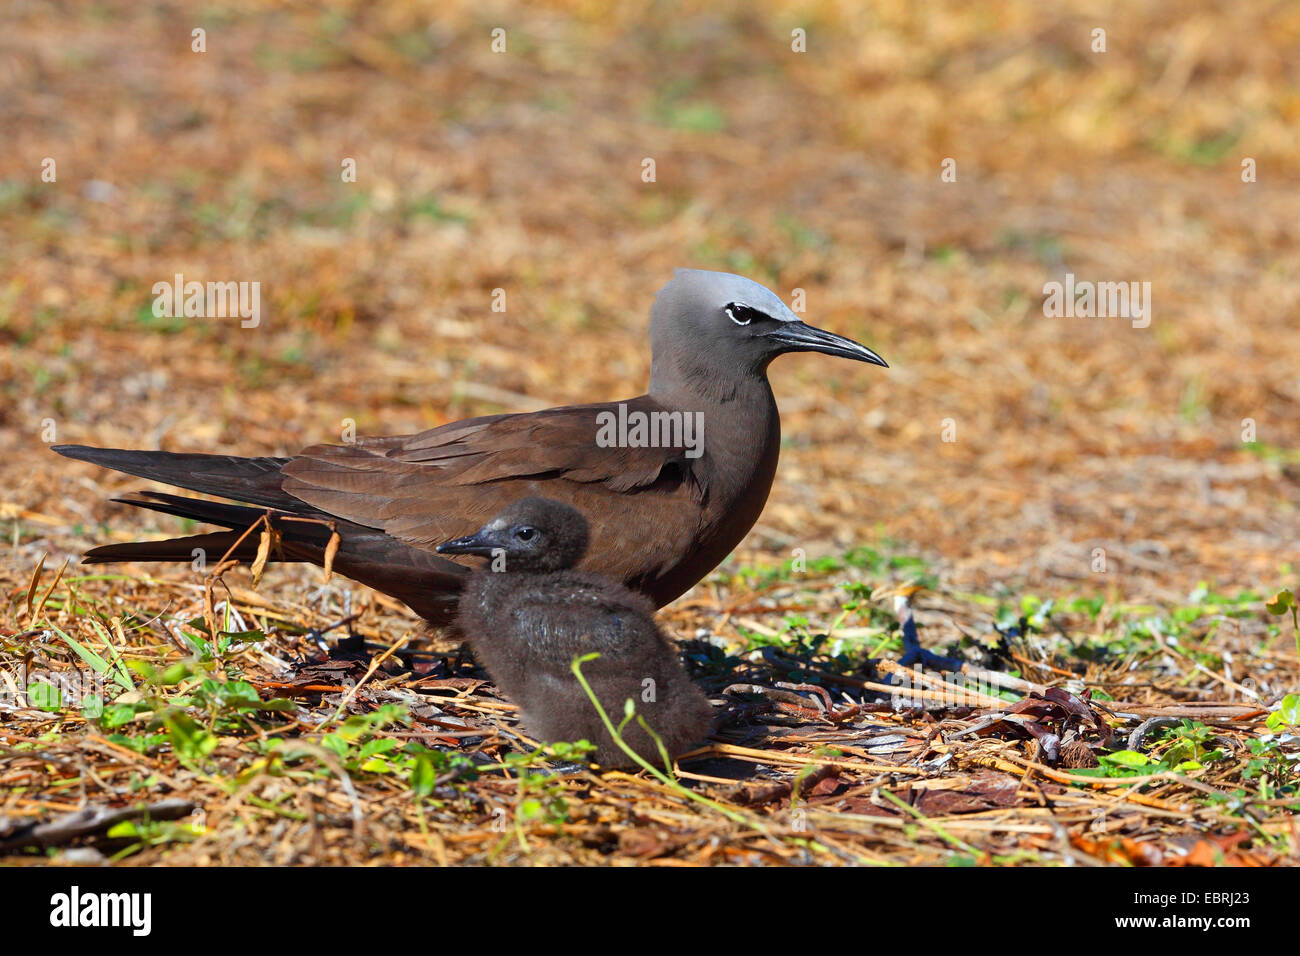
[281,396,707,554]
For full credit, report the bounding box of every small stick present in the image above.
[876,660,1009,709]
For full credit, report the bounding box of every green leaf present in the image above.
[106,732,169,755]
[547,740,595,762]
[27,681,62,712]
[1266,694,1300,731]
[358,738,400,759]
[1266,589,1295,615]
[48,624,110,674]
[106,821,141,839]
[203,679,276,710]
[1099,749,1152,768]
[177,630,210,657]
[164,711,218,764]
[410,754,436,796]
[158,662,192,685]
[87,620,136,691]
[100,703,147,729]
[50,623,132,693]
[320,734,349,758]
[126,660,157,682]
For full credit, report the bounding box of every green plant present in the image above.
[1074,723,1227,781]
[1265,588,1299,662]
[1155,720,1226,767]
[104,815,204,861]
[1241,737,1298,800]
[1266,694,1300,734]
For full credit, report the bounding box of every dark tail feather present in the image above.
[77,489,332,567]
[83,531,265,564]
[84,489,470,623]
[87,491,337,567]
[111,491,309,534]
[52,444,304,512]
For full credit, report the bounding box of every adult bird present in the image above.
[54,269,887,626]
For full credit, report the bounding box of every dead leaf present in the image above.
[1071,833,1163,866]
[250,525,272,587]
[323,529,341,582]
[914,772,1023,814]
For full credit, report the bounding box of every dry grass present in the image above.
[1,0,1297,865]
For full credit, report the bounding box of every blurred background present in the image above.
[3,0,1298,610]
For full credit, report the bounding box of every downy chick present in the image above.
[438,497,712,768]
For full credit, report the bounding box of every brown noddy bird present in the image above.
[53,269,887,625]
[438,497,713,768]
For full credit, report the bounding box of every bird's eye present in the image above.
[724,303,764,327]
[514,526,537,542]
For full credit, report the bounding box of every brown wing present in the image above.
[280,396,710,569]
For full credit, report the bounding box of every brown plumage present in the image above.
[438,497,713,768]
[53,269,887,625]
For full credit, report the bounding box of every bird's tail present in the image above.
[51,444,303,511]
[81,491,334,566]
[73,490,468,623]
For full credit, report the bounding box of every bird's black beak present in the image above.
[764,321,888,367]
[436,527,503,558]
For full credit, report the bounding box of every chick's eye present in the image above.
[514,527,537,542]
[724,303,764,326]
